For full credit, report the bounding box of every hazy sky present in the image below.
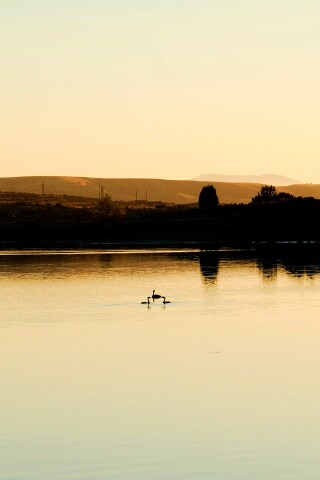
[1,1,320,181]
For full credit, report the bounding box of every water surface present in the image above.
[1,249,320,479]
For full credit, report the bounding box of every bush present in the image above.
[252,185,295,203]
[96,195,114,216]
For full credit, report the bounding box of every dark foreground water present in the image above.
[1,248,320,479]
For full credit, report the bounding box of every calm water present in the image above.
[1,248,320,479]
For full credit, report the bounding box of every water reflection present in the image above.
[257,247,320,280]
[1,247,320,283]
[0,253,109,278]
[257,258,278,281]
[199,252,219,284]
[198,246,320,283]
[2,247,320,480]
[281,254,320,278]
[0,251,199,279]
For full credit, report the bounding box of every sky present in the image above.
[1,0,320,181]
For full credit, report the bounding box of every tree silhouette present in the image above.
[252,185,277,203]
[199,185,219,212]
[277,191,295,202]
[97,194,114,216]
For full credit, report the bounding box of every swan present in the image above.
[162,296,171,304]
[152,290,162,300]
[141,297,151,304]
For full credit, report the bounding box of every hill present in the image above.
[0,176,265,204]
[194,173,301,186]
[0,176,318,204]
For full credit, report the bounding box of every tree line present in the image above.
[198,184,316,210]
[0,184,320,244]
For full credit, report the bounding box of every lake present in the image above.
[1,247,320,479]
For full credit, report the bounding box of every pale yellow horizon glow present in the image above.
[1,1,320,182]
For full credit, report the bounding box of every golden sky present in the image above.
[1,1,319,181]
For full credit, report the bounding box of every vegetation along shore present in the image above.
[0,185,320,248]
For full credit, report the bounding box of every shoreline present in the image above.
[0,238,320,252]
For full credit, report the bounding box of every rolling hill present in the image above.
[194,173,301,186]
[0,176,318,204]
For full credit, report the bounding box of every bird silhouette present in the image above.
[152,290,162,300]
[162,296,171,304]
[141,297,151,304]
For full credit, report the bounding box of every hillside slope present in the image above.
[0,176,318,204]
[194,173,301,185]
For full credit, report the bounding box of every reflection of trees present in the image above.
[198,248,320,283]
[0,253,111,278]
[257,257,278,281]
[199,252,219,284]
[1,247,320,282]
[281,256,320,278]
[257,246,320,279]
[0,251,201,280]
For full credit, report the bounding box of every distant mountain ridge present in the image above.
[194,174,301,186]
